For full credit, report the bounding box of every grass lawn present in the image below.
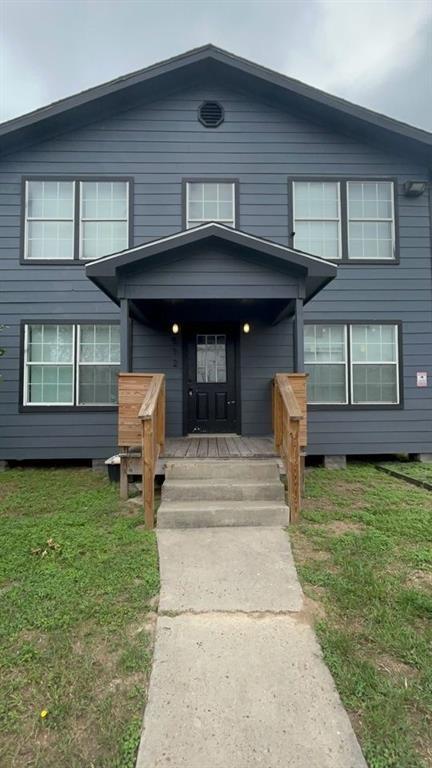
[0,467,159,768]
[290,463,432,768]
[379,461,432,486]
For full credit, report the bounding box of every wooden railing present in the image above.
[118,373,166,529]
[272,373,308,523]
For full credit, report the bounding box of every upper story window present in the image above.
[24,179,130,262]
[293,181,341,260]
[23,322,120,407]
[185,181,236,229]
[291,179,396,263]
[305,323,400,406]
[347,182,395,260]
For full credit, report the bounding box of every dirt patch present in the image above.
[319,520,365,535]
[290,533,331,566]
[406,570,432,591]
[300,594,326,625]
[373,652,418,681]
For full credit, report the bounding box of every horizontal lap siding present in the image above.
[0,79,431,456]
[131,321,183,436]
[241,318,294,436]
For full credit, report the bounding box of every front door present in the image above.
[185,326,238,433]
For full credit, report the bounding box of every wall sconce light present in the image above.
[171,323,180,334]
[242,322,251,334]
[404,180,427,197]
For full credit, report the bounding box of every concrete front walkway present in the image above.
[136,527,367,768]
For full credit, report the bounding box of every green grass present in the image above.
[290,463,432,768]
[0,467,159,768]
[380,460,432,485]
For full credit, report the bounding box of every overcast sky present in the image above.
[0,0,431,130]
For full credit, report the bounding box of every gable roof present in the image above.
[1,44,431,162]
[85,221,337,304]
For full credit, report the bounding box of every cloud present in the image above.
[0,0,430,130]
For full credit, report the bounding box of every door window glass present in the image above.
[196,334,226,383]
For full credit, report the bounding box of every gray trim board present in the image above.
[304,319,404,411]
[19,318,120,413]
[288,176,400,265]
[19,175,134,265]
[181,178,240,230]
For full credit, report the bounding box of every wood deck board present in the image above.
[162,436,276,459]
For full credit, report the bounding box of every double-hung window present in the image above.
[291,180,396,262]
[293,181,341,260]
[24,179,130,261]
[304,325,348,404]
[23,323,120,406]
[347,182,395,260]
[305,323,400,406]
[185,181,236,228]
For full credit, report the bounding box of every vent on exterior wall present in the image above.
[198,101,224,128]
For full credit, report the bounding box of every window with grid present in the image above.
[293,181,341,260]
[25,181,75,260]
[186,182,235,228]
[24,179,129,261]
[304,325,348,404]
[79,181,129,260]
[347,182,395,260]
[304,323,400,405]
[351,325,399,404]
[23,323,120,406]
[78,324,120,404]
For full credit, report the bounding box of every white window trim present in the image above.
[186,181,236,229]
[23,323,120,407]
[23,324,76,406]
[78,181,130,261]
[292,181,342,261]
[349,324,400,405]
[24,180,76,262]
[305,324,348,405]
[347,181,396,261]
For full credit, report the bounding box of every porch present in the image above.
[161,435,276,459]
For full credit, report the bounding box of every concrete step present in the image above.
[165,459,279,481]
[157,500,289,528]
[162,478,285,503]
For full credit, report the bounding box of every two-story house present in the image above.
[1,45,431,468]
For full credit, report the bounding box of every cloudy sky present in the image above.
[0,0,431,130]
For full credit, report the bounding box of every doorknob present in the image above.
[188,388,193,397]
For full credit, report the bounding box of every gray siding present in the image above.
[0,78,431,458]
[240,317,294,436]
[132,320,183,436]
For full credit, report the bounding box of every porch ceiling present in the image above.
[129,298,294,326]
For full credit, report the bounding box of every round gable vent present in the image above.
[198,101,224,128]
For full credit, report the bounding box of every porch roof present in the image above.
[85,222,337,306]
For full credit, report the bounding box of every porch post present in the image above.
[294,298,304,372]
[120,298,131,372]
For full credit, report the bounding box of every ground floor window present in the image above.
[305,323,400,405]
[23,322,120,406]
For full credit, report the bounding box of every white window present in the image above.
[77,324,120,404]
[351,325,399,404]
[305,323,400,405]
[347,182,395,260]
[186,182,235,228]
[24,179,129,261]
[24,323,120,406]
[25,181,75,260]
[293,181,341,260]
[304,325,348,404]
[79,181,129,260]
